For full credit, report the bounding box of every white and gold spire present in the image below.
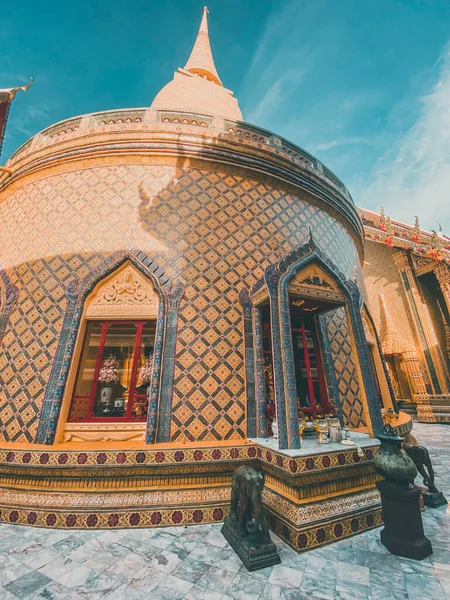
[184,7,222,85]
[151,7,242,121]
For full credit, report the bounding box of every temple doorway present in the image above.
[289,297,334,419]
[417,271,450,377]
[260,296,337,427]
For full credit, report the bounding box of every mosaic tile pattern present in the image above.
[0,443,258,468]
[268,504,383,552]
[0,439,377,472]
[324,307,366,428]
[0,164,361,442]
[0,422,447,599]
[0,504,228,530]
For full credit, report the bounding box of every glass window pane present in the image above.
[131,321,156,420]
[69,320,157,423]
[69,322,102,421]
[95,322,138,418]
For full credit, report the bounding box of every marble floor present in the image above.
[1,422,449,600]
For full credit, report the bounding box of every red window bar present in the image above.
[69,321,151,423]
[292,319,331,419]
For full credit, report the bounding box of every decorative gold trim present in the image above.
[63,423,146,442]
[252,287,269,306]
[345,304,374,436]
[362,308,393,410]
[289,263,345,303]
[289,285,344,303]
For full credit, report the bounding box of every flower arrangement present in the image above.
[98,354,120,385]
[140,353,154,385]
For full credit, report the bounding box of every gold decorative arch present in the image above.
[289,262,346,302]
[85,262,159,320]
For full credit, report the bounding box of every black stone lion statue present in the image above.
[230,465,270,543]
[404,443,438,493]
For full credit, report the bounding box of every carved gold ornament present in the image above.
[289,263,345,302]
[86,263,159,319]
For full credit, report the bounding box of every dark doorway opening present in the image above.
[289,297,334,419]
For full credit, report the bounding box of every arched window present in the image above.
[63,261,161,441]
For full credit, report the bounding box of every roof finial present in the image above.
[0,76,34,101]
[0,76,34,161]
[200,7,209,32]
[307,226,316,248]
[184,7,222,86]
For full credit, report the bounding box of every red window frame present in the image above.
[292,320,330,419]
[262,308,331,419]
[69,320,150,423]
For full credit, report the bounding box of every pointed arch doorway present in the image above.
[248,239,384,449]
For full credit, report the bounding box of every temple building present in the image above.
[360,209,450,424]
[0,8,448,551]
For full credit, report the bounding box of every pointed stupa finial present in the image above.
[200,6,209,32]
[184,7,222,86]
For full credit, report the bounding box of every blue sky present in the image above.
[2,0,450,230]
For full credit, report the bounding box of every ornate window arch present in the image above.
[241,232,383,449]
[35,249,183,445]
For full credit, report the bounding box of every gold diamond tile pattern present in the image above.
[0,254,106,442]
[325,308,366,428]
[0,164,361,442]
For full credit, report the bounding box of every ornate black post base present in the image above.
[221,517,281,571]
[377,480,432,560]
[421,488,448,509]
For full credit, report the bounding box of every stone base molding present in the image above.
[0,437,383,553]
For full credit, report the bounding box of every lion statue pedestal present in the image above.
[221,465,281,571]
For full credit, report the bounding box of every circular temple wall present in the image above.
[0,111,364,444]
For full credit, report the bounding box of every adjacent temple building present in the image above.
[0,9,449,551]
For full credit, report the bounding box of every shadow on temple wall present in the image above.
[0,250,135,443]
[0,130,364,445]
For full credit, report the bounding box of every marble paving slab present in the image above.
[0,422,449,599]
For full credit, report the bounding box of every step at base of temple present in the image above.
[397,401,418,420]
[399,397,450,424]
[421,487,448,508]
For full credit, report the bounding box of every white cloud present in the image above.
[360,44,450,232]
[241,0,330,127]
[6,104,50,140]
[248,68,308,124]
[310,137,372,153]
